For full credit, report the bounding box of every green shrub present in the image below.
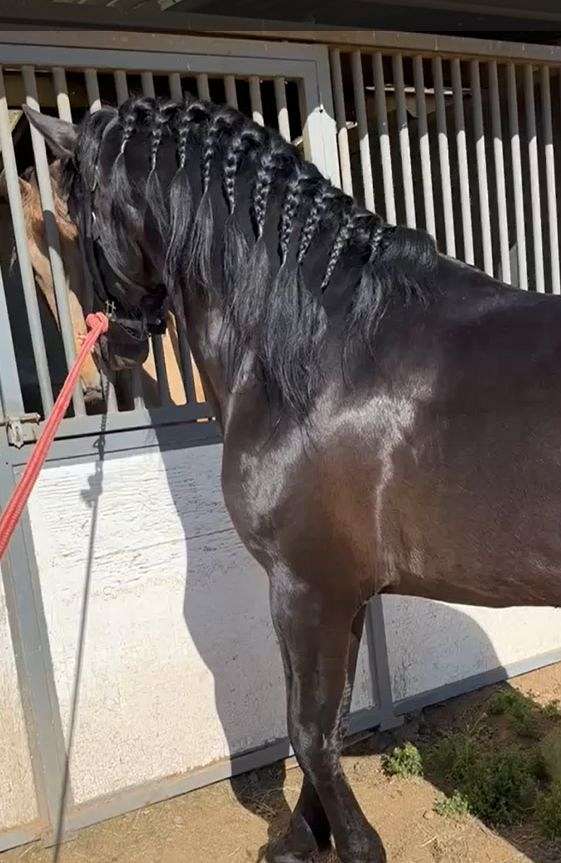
[434,791,471,819]
[544,700,561,721]
[427,733,479,786]
[383,742,423,779]
[536,781,561,839]
[487,689,539,739]
[540,727,561,783]
[467,747,539,825]
[428,734,539,826]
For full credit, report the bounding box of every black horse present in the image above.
[24,95,561,863]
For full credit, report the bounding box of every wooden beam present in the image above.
[2,0,561,35]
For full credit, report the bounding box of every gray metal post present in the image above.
[366,597,403,731]
[0,265,24,418]
[0,442,70,839]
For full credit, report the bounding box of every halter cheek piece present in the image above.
[83,175,168,351]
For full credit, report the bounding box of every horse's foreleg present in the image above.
[268,580,384,863]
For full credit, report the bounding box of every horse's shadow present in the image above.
[154,423,558,863]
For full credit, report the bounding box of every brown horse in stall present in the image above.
[1,161,204,412]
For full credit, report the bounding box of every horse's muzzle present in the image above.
[98,332,150,372]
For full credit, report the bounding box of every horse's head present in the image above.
[23,102,168,374]
[22,95,422,422]
[0,160,104,406]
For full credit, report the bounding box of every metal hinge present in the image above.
[1,414,41,448]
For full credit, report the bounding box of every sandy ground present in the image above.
[4,664,561,863]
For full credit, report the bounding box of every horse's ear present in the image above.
[22,106,78,160]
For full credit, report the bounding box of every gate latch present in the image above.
[1,414,41,448]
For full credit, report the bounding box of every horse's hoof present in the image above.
[265,814,331,862]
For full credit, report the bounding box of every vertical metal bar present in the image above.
[175,325,197,403]
[451,59,474,265]
[141,71,156,99]
[392,54,416,229]
[470,60,493,276]
[366,599,403,731]
[489,61,511,284]
[330,49,353,196]
[129,369,144,408]
[507,64,528,290]
[413,56,436,239]
[224,75,238,109]
[373,53,396,224]
[52,67,72,123]
[0,444,70,836]
[167,80,204,403]
[84,69,101,113]
[0,67,53,413]
[249,75,264,126]
[114,70,129,106]
[162,77,198,404]
[541,65,560,294]
[150,341,171,405]
[524,64,545,292]
[114,69,143,407]
[84,68,117,412]
[197,73,210,101]
[0,267,25,417]
[351,51,375,212]
[432,56,456,257]
[168,72,183,102]
[140,72,171,406]
[164,78,199,403]
[24,66,85,417]
[274,77,291,142]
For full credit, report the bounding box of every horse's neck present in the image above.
[183,299,225,427]
[183,296,258,435]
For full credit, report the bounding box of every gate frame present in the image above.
[0,30,341,442]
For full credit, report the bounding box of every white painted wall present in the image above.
[26,443,373,805]
[22,439,561,809]
[0,574,38,831]
[384,596,561,702]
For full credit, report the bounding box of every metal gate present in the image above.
[328,35,561,293]
[0,31,339,439]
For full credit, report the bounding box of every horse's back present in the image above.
[374,257,561,608]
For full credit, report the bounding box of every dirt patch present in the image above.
[4,664,561,863]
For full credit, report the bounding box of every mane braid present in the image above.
[321,204,356,291]
[146,100,175,237]
[297,184,337,265]
[221,127,263,309]
[109,99,152,271]
[279,165,308,265]
[220,124,270,387]
[83,94,438,421]
[188,107,241,292]
[165,99,210,293]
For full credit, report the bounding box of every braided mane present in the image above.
[67,94,438,418]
